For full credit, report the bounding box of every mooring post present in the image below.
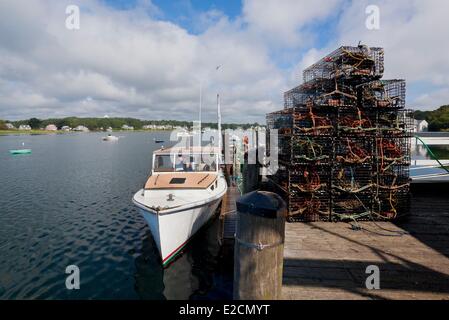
[233,191,286,300]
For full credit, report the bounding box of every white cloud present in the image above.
[242,0,343,47]
[1,0,447,123]
[412,88,449,110]
[334,0,449,108]
[0,0,288,122]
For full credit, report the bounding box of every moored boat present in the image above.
[9,149,32,155]
[132,146,227,266]
[102,134,119,141]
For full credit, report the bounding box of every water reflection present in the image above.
[134,213,233,300]
[412,144,449,160]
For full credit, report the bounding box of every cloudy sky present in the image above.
[0,0,448,123]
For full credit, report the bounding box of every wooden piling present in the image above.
[233,191,286,300]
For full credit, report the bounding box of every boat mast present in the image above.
[217,93,222,165]
[199,83,202,143]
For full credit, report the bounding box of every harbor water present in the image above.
[0,132,232,299]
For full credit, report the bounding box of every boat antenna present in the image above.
[199,83,202,144]
[217,93,222,165]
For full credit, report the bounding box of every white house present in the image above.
[416,120,428,132]
[122,124,134,130]
[5,123,15,129]
[45,124,58,131]
[61,126,71,131]
[73,125,90,132]
[412,119,429,132]
[19,124,32,131]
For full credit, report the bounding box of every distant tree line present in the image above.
[1,117,261,131]
[413,105,449,131]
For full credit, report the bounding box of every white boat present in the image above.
[176,130,193,138]
[133,146,228,266]
[102,134,119,141]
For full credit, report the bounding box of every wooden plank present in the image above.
[282,193,449,300]
[218,185,240,244]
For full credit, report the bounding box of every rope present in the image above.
[236,237,284,251]
[415,135,449,174]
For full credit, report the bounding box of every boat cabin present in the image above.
[152,147,220,174]
[145,147,221,190]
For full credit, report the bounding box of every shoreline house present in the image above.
[142,124,178,130]
[122,124,134,130]
[412,119,429,132]
[18,124,32,131]
[5,123,15,130]
[73,125,90,132]
[407,117,429,133]
[415,119,429,132]
[61,126,71,131]
[45,124,58,131]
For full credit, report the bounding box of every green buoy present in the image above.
[9,149,32,155]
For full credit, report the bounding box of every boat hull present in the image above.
[102,136,119,141]
[9,149,32,155]
[137,198,222,266]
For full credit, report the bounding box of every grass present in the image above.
[0,129,171,136]
[0,130,66,136]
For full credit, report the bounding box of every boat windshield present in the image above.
[153,153,217,173]
[154,155,175,172]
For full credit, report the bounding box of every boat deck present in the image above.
[145,172,217,189]
[282,187,449,300]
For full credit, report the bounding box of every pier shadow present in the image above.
[393,183,449,260]
[283,257,449,299]
[283,219,449,299]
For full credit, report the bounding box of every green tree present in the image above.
[0,119,7,130]
[28,118,42,129]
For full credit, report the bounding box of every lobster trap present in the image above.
[372,190,411,220]
[359,80,406,109]
[291,136,333,165]
[288,191,331,222]
[267,44,411,222]
[293,105,336,136]
[303,46,384,83]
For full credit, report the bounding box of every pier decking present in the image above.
[282,192,449,300]
[218,185,239,246]
[219,183,449,300]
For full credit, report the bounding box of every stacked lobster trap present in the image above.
[267,45,413,222]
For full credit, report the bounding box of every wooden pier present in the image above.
[219,184,449,300]
[282,191,449,300]
[218,185,240,246]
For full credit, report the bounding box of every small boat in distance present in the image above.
[102,134,119,142]
[9,149,32,155]
[132,146,227,266]
[176,130,193,139]
[154,138,164,143]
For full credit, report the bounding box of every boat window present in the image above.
[170,178,186,184]
[154,155,174,172]
[179,154,217,172]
